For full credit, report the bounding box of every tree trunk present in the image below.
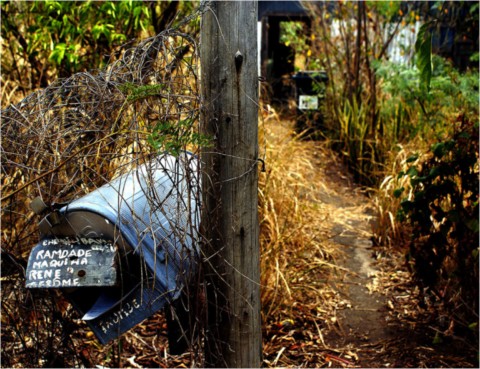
[200,1,262,367]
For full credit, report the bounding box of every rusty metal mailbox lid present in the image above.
[26,237,117,288]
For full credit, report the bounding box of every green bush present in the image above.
[397,115,479,334]
[1,0,198,96]
[1,1,151,86]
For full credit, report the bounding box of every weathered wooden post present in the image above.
[200,1,262,367]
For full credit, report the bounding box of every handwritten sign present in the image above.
[26,237,117,288]
[83,281,167,344]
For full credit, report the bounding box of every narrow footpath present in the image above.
[314,149,396,367]
[262,119,477,367]
[304,140,477,367]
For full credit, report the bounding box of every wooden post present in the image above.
[200,1,262,367]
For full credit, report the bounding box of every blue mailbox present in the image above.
[26,153,200,345]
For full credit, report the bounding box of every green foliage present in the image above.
[335,51,479,185]
[2,1,152,79]
[375,57,479,142]
[367,1,401,21]
[337,97,377,183]
[374,61,420,140]
[279,21,304,49]
[118,82,167,102]
[279,21,311,71]
[1,0,198,92]
[147,118,210,157]
[415,21,434,92]
[117,82,210,156]
[397,116,479,331]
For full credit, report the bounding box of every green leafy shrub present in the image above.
[375,56,479,142]
[1,0,198,102]
[1,1,151,86]
[397,115,479,334]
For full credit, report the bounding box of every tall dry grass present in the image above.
[1,45,341,367]
[258,107,337,317]
[371,141,430,249]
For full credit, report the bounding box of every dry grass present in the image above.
[371,141,430,248]
[258,106,341,318]
[1,29,204,368]
[1,29,358,367]
[1,93,347,367]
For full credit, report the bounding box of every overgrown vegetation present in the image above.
[398,115,479,335]
[1,0,198,103]
[292,0,479,346]
[1,0,478,366]
[298,1,478,185]
[1,5,206,365]
[1,2,339,367]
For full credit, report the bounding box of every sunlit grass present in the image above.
[258,107,337,317]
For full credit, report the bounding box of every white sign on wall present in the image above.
[299,95,319,110]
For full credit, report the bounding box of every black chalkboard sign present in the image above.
[26,237,117,288]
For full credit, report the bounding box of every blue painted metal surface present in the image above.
[31,153,200,344]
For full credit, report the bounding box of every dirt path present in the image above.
[323,210,396,366]
[259,118,477,368]
[327,223,393,359]
[313,153,395,366]
[307,142,478,368]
